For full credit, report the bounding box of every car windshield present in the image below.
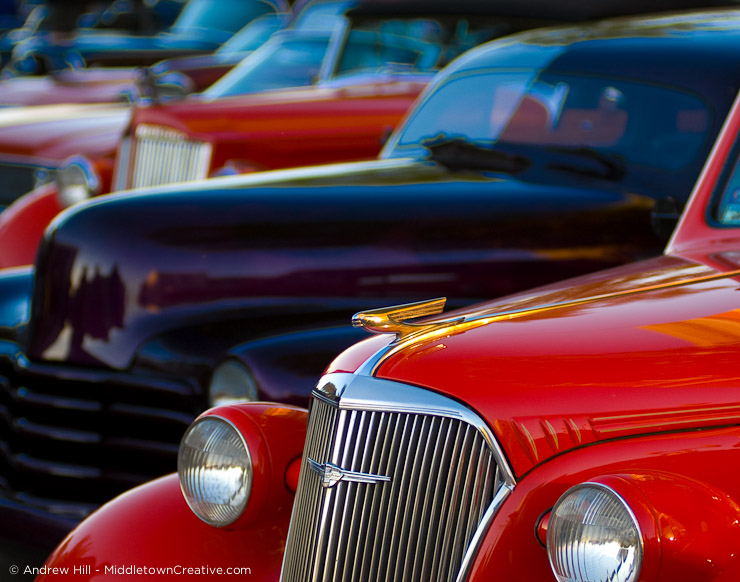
[202,31,332,97]
[216,13,286,54]
[290,0,355,30]
[202,21,438,98]
[384,67,713,178]
[334,26,440,78]
[172,0,279,34]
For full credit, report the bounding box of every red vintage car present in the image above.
[35,62,740,582]
[0,0,515,269]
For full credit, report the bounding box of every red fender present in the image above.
[0,156,114,270]
[35,473,286,581]
[35,402,308,581]
[0,183,62,269]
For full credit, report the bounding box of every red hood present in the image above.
[133,80,430,132]
[128,80,427,171]
[330,248,740,477]
[0,104,131,164]
[0,70,138,107]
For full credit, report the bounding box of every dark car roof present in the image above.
[347,0,740,19]
[449,10,740,92]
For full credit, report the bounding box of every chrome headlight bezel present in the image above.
[55,155,100,208]
[547,482,643,582]
[177,415,253,528]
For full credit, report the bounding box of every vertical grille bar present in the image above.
[111,136,132,192]
[281,377,513,582]
[281,398,338,581]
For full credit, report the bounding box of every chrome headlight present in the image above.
[208,360,259,407]
[178,416,252,527]
[548,483,642,582]
[55,155,100,208]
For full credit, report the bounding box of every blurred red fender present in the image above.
[0,184,61,269]
[35,474,284,581]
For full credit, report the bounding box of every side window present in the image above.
[336,30,434,77]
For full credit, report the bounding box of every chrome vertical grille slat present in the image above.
[324,410,360,582]
[393,414,428,579]
[114,124,212,192]
[281,374,515,582]
[417,417,453,581]
[111,136,132,192]
[368,412,404,581]
[360,412,398,582]
[384,413,418,577]
[438,423,470,580]
[335,411,370,582]
[446,429,479,581]
[407,415,441,580]
[349,411,386,582]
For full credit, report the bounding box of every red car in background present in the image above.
[0,0,545,269]
[37,55,740,582]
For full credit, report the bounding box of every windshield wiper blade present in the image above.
[424,136,531,174]
[544,145,626,181]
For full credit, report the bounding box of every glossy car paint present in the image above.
[28,156,661,369]
[370,252,740,476]
[36,475,285,581]
[225,325,371,407]
[0,183,59,268]
[9,1,733,267]
[466,430,740,581]
[0,55,238,107]
[0,79,427,264]
[6,12,740,546]
[0,3,514,549]
[0,103,129,207]
[33,30,740,582]
[0,68,142,106]
[35,401,307,582]
[37,427,740,581]
[128,78,428,173]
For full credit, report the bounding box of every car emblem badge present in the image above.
[307,458,391,488]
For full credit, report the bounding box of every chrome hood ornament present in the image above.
[352,297,462,341]
[307,458,391,488]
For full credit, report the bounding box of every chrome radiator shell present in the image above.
[112,124,212,192]
[281,373,515,582]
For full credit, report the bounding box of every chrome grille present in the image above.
[112,123,212,192]
[281,374,514,582]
